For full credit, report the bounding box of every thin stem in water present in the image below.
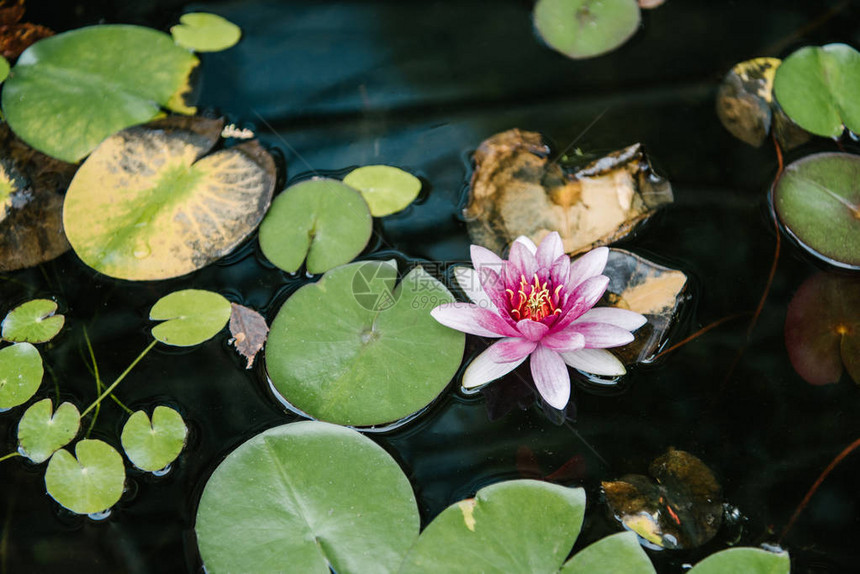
[652,312,750,361]
[0,453,20,464]
[80,340,157,418]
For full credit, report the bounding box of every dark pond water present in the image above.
[3,0,860,572]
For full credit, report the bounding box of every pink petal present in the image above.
[567,247,609,291]
[549,254,571,288]
[507,240,538,283]
[470,244,504,272]
[572,307,647,331]
[516,319,550,341]
[454,267,495,309]
[462,339,533,389]
[555,275,610,331]
[513,235,537,254]
[566,322,635,348]
[530,346,571,409]
[541,330,586,353]
[560,348,626,377]
[536,232,564,269]
[478,267,509,310]
[493,337,538,361]
[431,303,518,337]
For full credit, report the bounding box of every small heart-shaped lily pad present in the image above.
[687,547,790,574]
[17,398,80,463]
[45,439,126,515]
[121,406,188,472]
[343,165,422,217]
[150,289,231,347]
[0,342,43,409]
[2,299,64,343]
[533,0,641,60]
[171,12,241,52]
[258,178,372,275]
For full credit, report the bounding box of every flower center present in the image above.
[507,274,562,322]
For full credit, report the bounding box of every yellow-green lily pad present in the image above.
[150,289,231,347]
[688,547,790,574]
[560,532,656,574]
[533,0,641,60]
[0,55,9,84]
[1,299,64,343]
[17,398,80,464]
[44,439,125,515]
[171,12,241,53]
[0,342,42,409]
[121,406,187,472]
[343,165,422,217]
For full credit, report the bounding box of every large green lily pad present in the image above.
[773,44,860,138]
[533,0,641,60]
[2,25,199,163]
[560,532,656,574]
[343,165,422,217]
[63,117,276,280]
[772,152,860,269]
[0,341,42,409]
[1,298,64,343]
[44,439,126,515]
[121,406,187,472]
[17,398,80,464]
[399,480,585,574]
[195,421,419,574]
[266,261,464,427]
[150,289,232,347]
[171,13,242,53]
[687,547,790,574]
[258,178,372,275]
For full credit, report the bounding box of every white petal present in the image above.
[568,247,609,291]
[530,345,570,409]
[572,307,647,331]
[454,267,495,309]
[512,235,538,254]
[462,341,531,389]
[559,348,626,377]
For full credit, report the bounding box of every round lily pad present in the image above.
[171,12,242,52]
[17,398,80,464]
[561,532,656,574]
[773,43,860,138]
[44,439,126,515]
[688,547,790,574]
[343,165,422,217]
[63,117,275,280]
[2,25,199,163]
[195,421,420,574]
[772,152,860,269]
[150,289,232,347]
[0,342,43,409]
[400,480,585,573]
[121,406,187,472]
[533,0,641,60]
[259,178,372,275]
[266,261,465,427]
[1,299,64,343]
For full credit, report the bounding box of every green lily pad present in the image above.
[171,12,241,53]
[63,117,276,281]
[399,480,585,574]
[150,289,232,347]
[773,44,860,138]
[121,406,187,472]
[772,152,860,269]
[560,532,656,574]
[343,165,422,217]
[533,0,641,60]
[266,261,464,427]
[1,25,199,163]
[44,439,126,515]
[688,547,790,574]
[0,342,42,409]
[17,398,80,464]
[258,178,372,275]
[1,299,64,343]
[195,421,419,574]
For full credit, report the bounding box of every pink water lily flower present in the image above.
[431,232,647,410]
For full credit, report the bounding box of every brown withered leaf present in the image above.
[602,448,723,550]
[602,249,687,364]
[0,22,53,61]
[0,123,76,272]
[229,303,269,369]
[464,129,672,256]
[0,0,24,26]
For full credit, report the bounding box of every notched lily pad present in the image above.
[602,448,722,549]
[150,289,232,347]
[63,116,276,280]
[258,178,372,275]
[0,341,42,408]
[121,406,187,472]
[533,0,641,60]
[228,302,268,369]
[44,438,125,515]
[465,129,672,256]
[343,165,422,217]
[170,12,241,53]
[2,298,64,343]
[688,547,790,574]
[785,272,860,385]
[17,398,80,463]
[266,260,465,427]
[602,249,688,364]
[560,531,656,574]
